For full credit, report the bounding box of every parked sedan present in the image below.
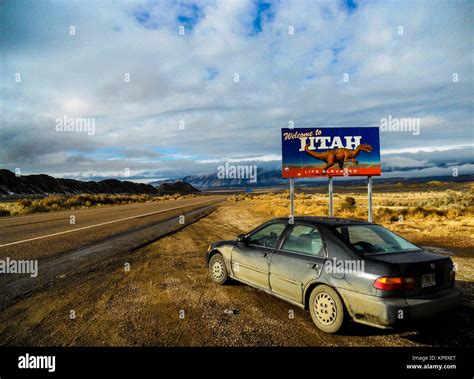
[205,217,460,333]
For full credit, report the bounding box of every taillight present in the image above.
[374,276,416,291]
[449,267,456,281]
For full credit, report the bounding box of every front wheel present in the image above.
[309,285,345,334]
[209,253,229,285]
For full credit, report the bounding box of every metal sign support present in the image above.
[328,177,333,217]
[289,177,295,219]
[368,176,373,222]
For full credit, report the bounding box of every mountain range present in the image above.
[0,170,200,197]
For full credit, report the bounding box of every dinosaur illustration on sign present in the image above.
[304,143,373,173]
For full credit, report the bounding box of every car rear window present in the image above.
[335,224,421,255]
[281,225,324,257]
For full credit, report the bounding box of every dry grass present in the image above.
[228,187,474,221]
[0,193,198,217]
[227,186,474,255]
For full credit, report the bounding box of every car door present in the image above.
[269,223,326,304]
[231,222,288,290]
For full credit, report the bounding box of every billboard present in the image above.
[282,127,381,178]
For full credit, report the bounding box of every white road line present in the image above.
[0,198,222,248]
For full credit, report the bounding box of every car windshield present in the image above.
[335,224,422,255]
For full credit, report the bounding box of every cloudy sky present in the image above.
[1,0,472,182]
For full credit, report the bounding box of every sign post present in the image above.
[289,177,295,219]
[328,177,333,217]
[367,176,373,222]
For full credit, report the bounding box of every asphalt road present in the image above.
[0,195,225,308]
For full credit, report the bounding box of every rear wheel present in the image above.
[209,253,228,285]
[309,285,345,334]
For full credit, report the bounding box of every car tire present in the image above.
[309,285,345,334]
[209,253,229,285]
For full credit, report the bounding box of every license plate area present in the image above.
[421,272,436,288]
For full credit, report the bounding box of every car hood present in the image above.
[211,240,236,249]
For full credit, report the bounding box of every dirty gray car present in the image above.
[205,217,460,333]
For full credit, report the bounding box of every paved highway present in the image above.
[0,195,224,260]
[0,195,225,307]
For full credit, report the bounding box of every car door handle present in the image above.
[306,263,319,270]
[259,252,268,257]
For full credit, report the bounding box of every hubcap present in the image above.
[212,259,224,280]
[314,292,337,325]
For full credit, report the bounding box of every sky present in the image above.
[1,0,473,183]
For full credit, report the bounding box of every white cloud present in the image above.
[384,156,430,168]
[383,163,474,178]
[382,144,472,155]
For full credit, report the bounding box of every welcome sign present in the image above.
[282,127,381,178]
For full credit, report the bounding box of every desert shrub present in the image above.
[24,203,50,214]
[447,208,465,218]
[281,191,290,200]
[379,199,397,206]
[18,198,32,208]
[340,196,356,211]
[64,196,80,208]
[353,208,367,218]
[296,193,312,200]
[427,181,443,187]
[408,206,447,219]
[227,195,247,202]
[0,208,11,217]
[375,207,397,220]
[40,195,65,208]
[389,215,399,222]
[424,190,473,210]
[399,208,409,216]
[49,203,62,212]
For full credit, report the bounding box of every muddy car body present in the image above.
[206,217,460,333]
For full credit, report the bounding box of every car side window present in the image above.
[247,223,287,249]
[281,225,325,257]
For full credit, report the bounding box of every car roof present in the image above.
[272,216,371,226]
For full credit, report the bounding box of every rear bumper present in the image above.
[339,287,461,328]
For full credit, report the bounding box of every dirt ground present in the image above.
[0,202,472,346]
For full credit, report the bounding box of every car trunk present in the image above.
[367,250,455,296]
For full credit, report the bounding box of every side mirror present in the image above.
[237,234,247,243]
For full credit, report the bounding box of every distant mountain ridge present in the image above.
[0,170,200,197]
[152,170,287,189]
[151,170,474,189]
[155,181,201,195]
